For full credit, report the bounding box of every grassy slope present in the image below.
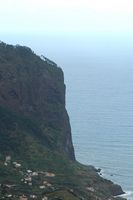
[0,105,124,200]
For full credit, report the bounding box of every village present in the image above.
[0,155,57,200]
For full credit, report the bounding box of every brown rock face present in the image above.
[0,42,75,160]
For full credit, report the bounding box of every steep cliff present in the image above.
[0,42,75,161]
[0,42,125,200]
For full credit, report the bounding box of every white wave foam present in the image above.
[119,191,133,200]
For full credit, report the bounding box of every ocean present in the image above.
[64,64,133,200]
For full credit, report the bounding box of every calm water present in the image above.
[65,65,133,200]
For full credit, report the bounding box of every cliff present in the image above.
[0,42,125,200]
[0,42,75,161]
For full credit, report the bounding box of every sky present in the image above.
[0,0,133,71]
[0,0,133,34]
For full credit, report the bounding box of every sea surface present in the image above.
[64,64,133,200]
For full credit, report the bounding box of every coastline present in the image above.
[96,168,131,200]
[0,42,130,200]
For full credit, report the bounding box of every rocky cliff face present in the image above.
[0,42,75,160]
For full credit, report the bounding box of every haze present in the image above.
[0,0,133,70]
[0,0,133,33]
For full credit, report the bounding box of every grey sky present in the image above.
[0,0,133,34]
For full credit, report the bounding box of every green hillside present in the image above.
[0,42,125,200]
